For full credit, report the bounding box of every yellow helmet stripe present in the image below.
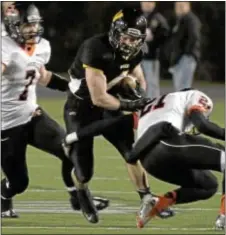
[112,10,123,22]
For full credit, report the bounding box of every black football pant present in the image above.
[1,108,74,199]
[64,94,134,184]
[140,129,224,204]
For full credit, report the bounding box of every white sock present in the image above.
[1,195,8,200]
[6,181,10,188]
[220,151,225,172]
[66,132,78,144]
[67,186,77,192]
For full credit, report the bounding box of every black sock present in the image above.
[61,159,75,188]
[137,187,151,199]
[67,188,78,198]
[1,196,12,211]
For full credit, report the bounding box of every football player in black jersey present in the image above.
[63,8,174,223]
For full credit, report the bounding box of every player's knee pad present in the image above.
[73,167,93,184]
[201,186,218,200]
[14,176,29,194]
[77,171,93,184]
[200,178,218,200]
[194,171,218,200]
[208,176,218,196]
[204,174,218,191]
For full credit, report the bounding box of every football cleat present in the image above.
[215,214,225,230]
[157,207,175,219]
[136,195,159,228]
[77,187,99,224]
[93,196,109,211]
[70,195,109,211]
[1,198,19,218]
[1,209,19,218]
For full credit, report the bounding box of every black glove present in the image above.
[119,98,150,112]
[136,82,147,98]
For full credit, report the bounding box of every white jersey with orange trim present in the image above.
[1,36,51,130]
[137,90,213,140]
[1,23,7,36]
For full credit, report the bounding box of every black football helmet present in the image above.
[3,3,43,44]
[109,8,147,60]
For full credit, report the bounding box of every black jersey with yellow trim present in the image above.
[68,33,143,100]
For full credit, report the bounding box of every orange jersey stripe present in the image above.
[187,105,206,115]
[21,44,36,57]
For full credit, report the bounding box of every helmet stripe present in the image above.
[112,10,123,22]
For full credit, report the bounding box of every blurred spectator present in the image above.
[140,1,169,98]
[168,2,201,91]
[1,1,18,36]
[5,2,221,80]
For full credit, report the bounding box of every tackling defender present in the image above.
[1,2,108,218]
[132,88,225,229]
[64,88,225,229]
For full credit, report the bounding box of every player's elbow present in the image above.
[91,93,107,107]
[192,116,209,135]
[190,110,207,133]
[194,122,208,134]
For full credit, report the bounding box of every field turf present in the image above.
[2,97,225,234]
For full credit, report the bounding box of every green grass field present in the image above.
[2,98,225,235]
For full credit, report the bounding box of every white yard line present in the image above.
[26,188,222,195]
[54,176,129,181]
[13,208,218,214]
[14,207,219,212]
[12,201,219,214]
[2,226,216,231]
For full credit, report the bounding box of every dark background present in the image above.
[34,1,225,82]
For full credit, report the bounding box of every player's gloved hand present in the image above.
[125,82,146,100]
[136,81,147,98]
[119,98,150,112]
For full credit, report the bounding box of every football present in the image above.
[116,75,141,100]
[120,75,137,90]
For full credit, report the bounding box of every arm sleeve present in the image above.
[189,110,225,140]
[80,39,105,71]
[187,91,224,140]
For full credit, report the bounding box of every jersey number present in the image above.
[198,96,210,109]
[19,70,36,101]
[140,94,167,117]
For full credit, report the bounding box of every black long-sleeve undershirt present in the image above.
[189,110,225,141]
